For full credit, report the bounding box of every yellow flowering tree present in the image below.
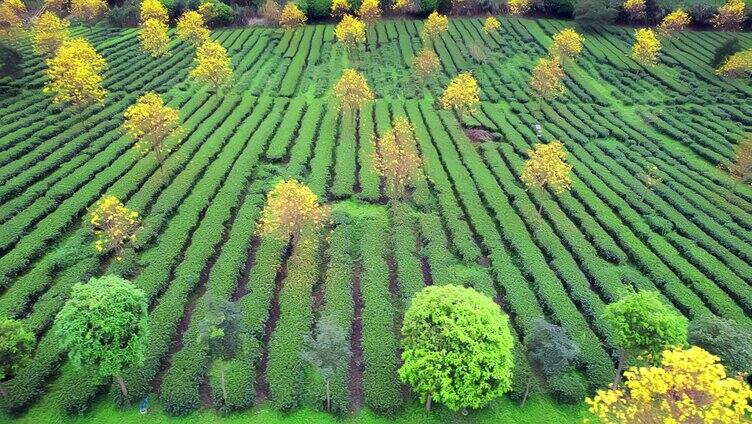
[176,10,210,47]
[89,195,142,260]
[711,0,746,30]
[372,117,423,206]
[44,37,107,107]
[657,9,691,37]
[439,71,480,118]
[508,0,530,15]
[412,47,441,85]
[139,18,170,57]
[520,141,572,214]
[0,0,26,39]
[335,14,365,57]
[392,0,412,13]
[483,16,501,34]
[32,11,70,57]
[333,68,373,120]
[529,55,565,106]
[140,0,168,24]
[551,27,583,60]
[70,0,108,23]
[260,0,280,25]
[421,11,448,49]
[623,0,645,22]
[716,48,752,78]
[191,40,232,92]
[279,2,306,29]
[330,0,349,17]
[258,179,330,243]
[631,28,660,68]
[358,0,381,24]
[586,346,752,424]
[727,136,752,187]
[198,1,215,22]
[123,92,181,175]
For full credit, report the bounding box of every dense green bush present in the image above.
[547,370,589,404]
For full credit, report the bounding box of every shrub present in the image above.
[711,37,741,68]
[547,369,589,404]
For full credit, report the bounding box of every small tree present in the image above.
[140,0,168,24]
[176,10,210,47]
[530,55,565,107]
[637,163,661,199]
[43,0,67,15]
[44,37,107,107]
[508,0,531,15]
[439,71,480,119]
[334,14,365,59]
[602,290,688,388]
[399,285,514,412]
[574,0,617,26]
[726,137,752,187]
[89,195,142,259]
[330,0,350,17]
[711,0,746,30]
[258,179,330,244]
[483,16,501,34]
[689,315,752,377]
[0,318,34,396]
[411,48,440,86]
[391,0,412,14]
[520,141,573,214]
[300,316,350,412]
[631,28,661,68]
[523,318,580,405]
[551,28,584,60]
[70,0,108,23]
[716,49,752,79]
[123,92,182,174]
[333,68,373,122]
[420,11,448,49]
[586,346,752,423]
[54,275,148,403]
[0,0,25,40]
[197,297,242,405]
[357,0,380,24]
[139,18,170,57]
[623,0,646,23]
[371,117,423,207]
[279,2,306,29]
[191,40,232,92]
[657,9,691,37]
[32,11,71,57]
[260,0,281,25]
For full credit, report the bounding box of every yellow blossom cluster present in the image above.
[32,11,71,57]
[140,18,170,57]
[358,0,380,23]
[71,0,108,23]
[439,71,479,117]
[89,195,142,260]
[530,55,565,101]
[279,2,306,29]
[44,37,107,106]
[260,0,280,24]
[140,0,168,24]
[330,0,349,17]
[631,27,660,67]
[198,1,215,22]
[0,0,26,39]
[372,117,423,202]
[335,14,365,52]
[716,48,752,78]
[551,27,583,59]
[191,39,232,90]
[658,9,691,36]
[586,346,752,424]
[421,11,448,45]
[392,0,412,13]
[520,141,572,194]
[123,92,181,167]
[483,16,501,34]
[623,0,645,20]
[258,179,331,242]
[412,47,440,80]
[177,10,210,46]
[711,0,746,30]
[508,0,530,15]
[333,68,373,112]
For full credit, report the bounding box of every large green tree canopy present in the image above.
[398,284,514,411]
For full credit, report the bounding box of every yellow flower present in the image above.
[258,179,330,241]
[551,27,583,59]
[421,11,448,44]
[483,16,501,34]
[176,10,210,46]
[44,37,107,107]
[335,14,366,52]
[140,0,168,24]
[711,0,746,30]
[439,71,480,116]
[520,141,572,194]
[330,0,349,17]
[716,49,752,78]
[139,18,171,57]
[658,9,691,36]
[358,0,381,23]
[32,11,71,57]
[279,2,306,29]
[191,40,233,90]
[508,0,530,15]
[632,28,660,67]
[333,68,374,112]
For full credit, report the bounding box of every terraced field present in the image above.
[1,16,751,419]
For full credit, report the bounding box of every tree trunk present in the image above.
[612,350,627,389]
[425,392,432,412]
[115,374,128,404]
[325,379,331,412]
[537,200,543,216]
[521,378,532,407]
[221,365,228,404]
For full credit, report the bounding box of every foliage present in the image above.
[398,285,514,411]
[657,9,691,36]
[139,18,171,57]
[177,10,210,47]
[726,136,752,185]
[54,275,148,399]
[551,27,583,59]
[392,0,412,13]
[70,0,108,23]
[711,37,741,68]
[0,41,21,77]
[0,0,26,40]
[412,47,440,81]
[586,346,752,423]
[529,55,565,102]
[716,48,752,79]
[43,0,68,15]
[526,318,580,378]
[520,140,573,205]
[333,68,373,113]
[32,12,71,57]
[300,316,350,412]
[688,315,752,377]
[257,179,330,242]
[711,0,746,30]
[439,71,480,117]
[260,0,281,24]
[573,0,617,26]
[0,318,34,382]
[421,11,448,45]
[508,0,531,15]
[279,2,306,29]
[44,37,107,107]
[334,14,365,53]
[197,298,242,404]
[371,117,423,203]
[330,0,349,16]
[623,0,646,21]
[417,0,438,11]
[88,195,142,259]
[483,16,501,33]
[140,0,169,24]
[123,92,182,170]
[631,28,660,67]
[357,0,380,23]
[191,40,232,91]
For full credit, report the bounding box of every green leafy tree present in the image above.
[602,290,687,388]
[300,316,350,412]
[0,318,34,396]
[197,297,243,405]
[574,0,617,27]
[523,318,580,405]
[688,315,752,377]
[399,285,514,412]
[54,275,148,403]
